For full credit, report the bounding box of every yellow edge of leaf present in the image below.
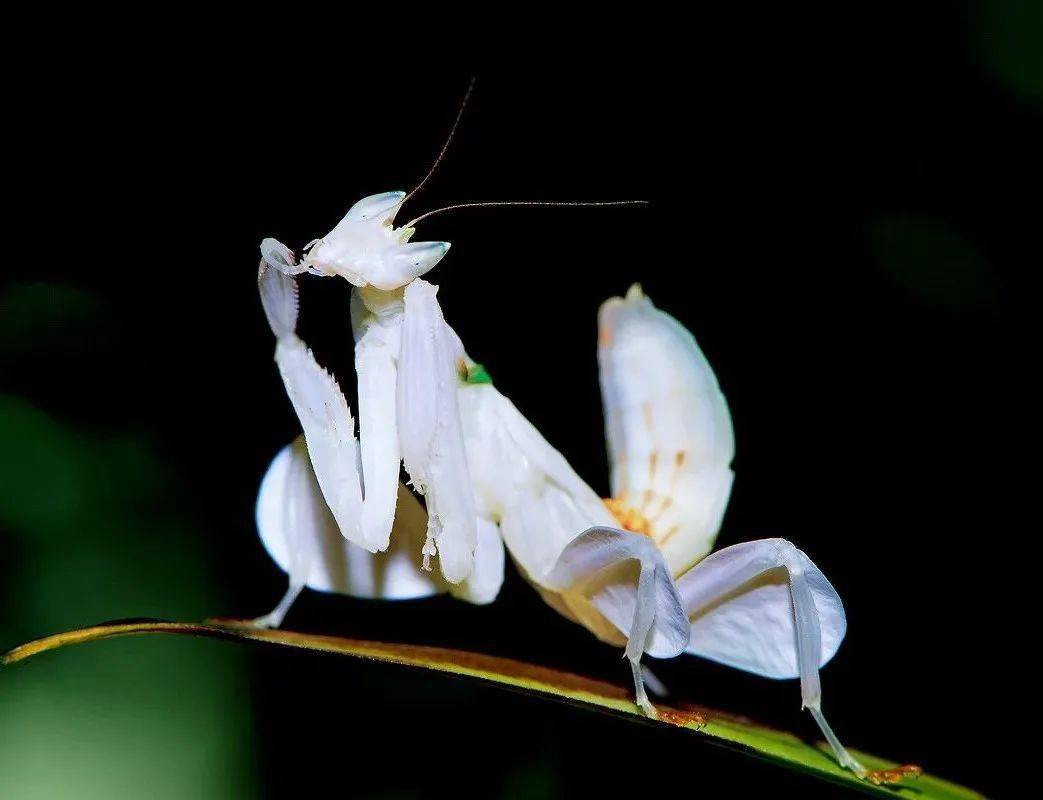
[3,619,983,800]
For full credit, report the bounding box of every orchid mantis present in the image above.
[255,259,866,776]
[257,190,482,590]
[454,284,865,776]
[254,259,504,627]
[257,185,636,590]
[249,78,864,777]
[253,78,639,589]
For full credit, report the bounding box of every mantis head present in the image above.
[260,191,450,291]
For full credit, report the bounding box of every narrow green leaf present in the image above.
[3,619,981,799]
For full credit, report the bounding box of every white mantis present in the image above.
[456,284,864,776]
[259,191,479,588]
[255,260,865,776]
[251,89,867,778]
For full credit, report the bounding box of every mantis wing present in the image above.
[674,537,862,774]
[598,284,735,575]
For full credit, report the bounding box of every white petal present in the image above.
[676,538,846,679]
[598,284,735,573]
[257,437,446,599]
[397,279,477,583]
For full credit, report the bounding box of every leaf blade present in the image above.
[3,619,982,799]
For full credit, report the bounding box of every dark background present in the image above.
[1,5,1032,798]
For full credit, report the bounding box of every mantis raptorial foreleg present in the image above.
[397,279,477,584]
[676,538,866,777]
[351,289,404,552]
[258,264,367,546]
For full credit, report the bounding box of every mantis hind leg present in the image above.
[679,538,866,777]
[788,562,866,776]
[542,526,691,720]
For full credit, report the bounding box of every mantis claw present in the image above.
[630,656,659,719]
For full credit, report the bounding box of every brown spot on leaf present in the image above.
[675,451,687,469]
[658,706,708,729]
[865,764,922,785]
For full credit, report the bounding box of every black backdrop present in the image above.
[2,8,1028,798]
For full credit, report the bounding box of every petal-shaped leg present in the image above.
[256,437,448,620]
[352,296,404,552]
[544,526,691,717]
[676,538,865,776]
[397,279,477,583]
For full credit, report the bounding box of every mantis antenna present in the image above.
[402,79,648,225]
[403,200,648,229]
[402,77,477,206]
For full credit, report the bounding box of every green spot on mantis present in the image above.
[465,362,493,385]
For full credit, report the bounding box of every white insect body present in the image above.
[457,284,864,775]
[254,84,646,592]
[255,268,865,776]
[250,84,865,775]
[259,190,480,589]
[254,259,505,627]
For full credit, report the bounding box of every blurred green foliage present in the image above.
[0,285,257,799]
[970,0,1043,104]
[868,215,996,312]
